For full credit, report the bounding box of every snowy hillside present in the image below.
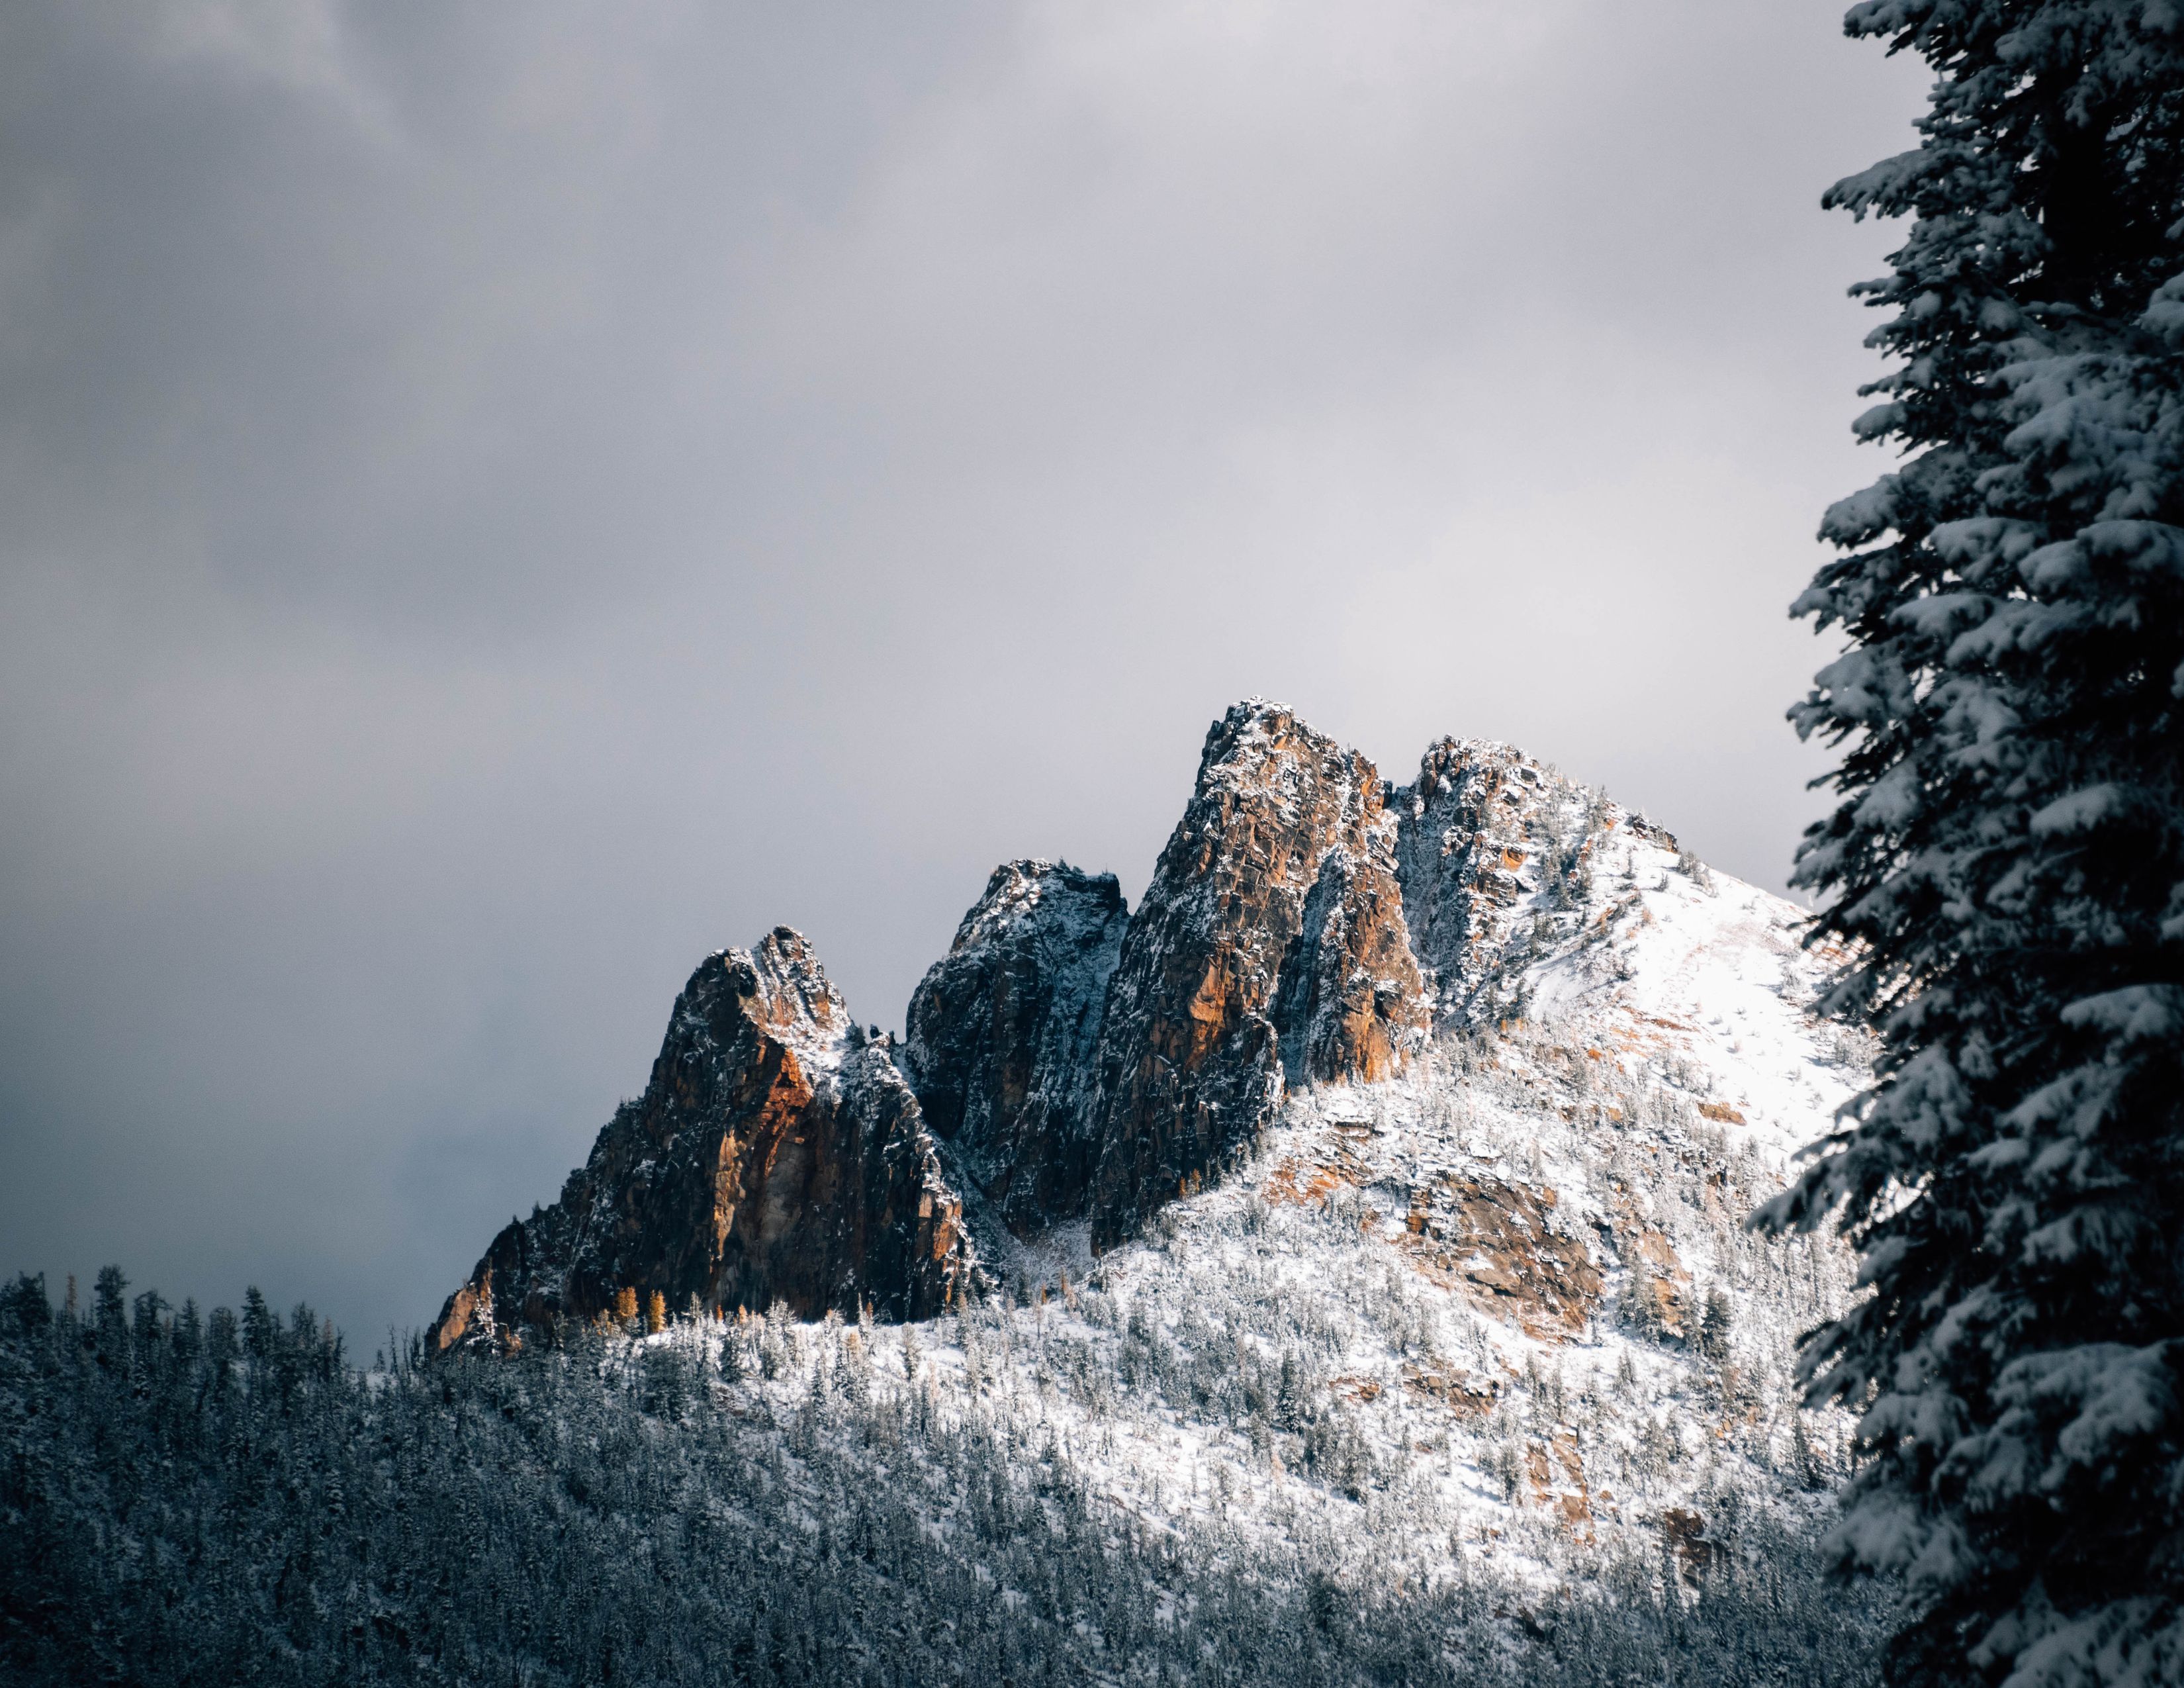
[414,702,1884,1638]
[660,787,1874,1637]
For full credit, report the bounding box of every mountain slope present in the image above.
[687,788,1870,1628]
[430,698,1878,1616]
[7,700,1887,1684]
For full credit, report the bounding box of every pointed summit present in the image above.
[430,928,969,1350]
[1085,701,1430,1248]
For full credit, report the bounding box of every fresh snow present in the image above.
[647,825,1870,1615]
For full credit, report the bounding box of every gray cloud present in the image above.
[0,1,1925,1342]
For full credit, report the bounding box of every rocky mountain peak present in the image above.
[392,699,1884,1687]
[1394,738,1659,1027]
[430,929,968,1352]
[727,925,853,1066]
[435,700,1770,1344]
[1084,700,1430,1248]
[903,861,1128,1235]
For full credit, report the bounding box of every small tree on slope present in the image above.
[1754,5,2184,1685]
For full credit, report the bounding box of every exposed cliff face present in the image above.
[1274,825,1428,1084]
[430,929,968,1351]
[1086,702,1430,1249]
[901,862,1128,1235]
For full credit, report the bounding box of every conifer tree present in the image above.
[91,1266,127,1361]
[1758,5,2184,1683]
[241,1286,275,1360]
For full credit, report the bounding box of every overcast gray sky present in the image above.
[0,1,1925,1343]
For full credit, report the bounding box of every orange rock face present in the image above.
[430,929,968,1352]
[1087,702,1430,1249]
[1398,1172,1604,1340]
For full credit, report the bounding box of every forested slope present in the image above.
[0,1268,1877,1687]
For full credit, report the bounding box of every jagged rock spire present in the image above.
[1083,701,1430,1248]
[430,929,968,1351]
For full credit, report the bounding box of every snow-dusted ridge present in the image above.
[616,979,1868,1640]
[424,702,1879,1640]
[644,781,1871,1626]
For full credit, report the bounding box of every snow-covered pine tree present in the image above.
[1756,5,2184,1685]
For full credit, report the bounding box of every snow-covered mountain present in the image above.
[429,699,1872,1625]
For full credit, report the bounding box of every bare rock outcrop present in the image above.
[1394,739,1668,1027]
[1400,1173,1604,1340]
[1087,701,1430,1248]
[1394,740,1559,1025]
[901,861,1128,1234]
[430,929,970,1351]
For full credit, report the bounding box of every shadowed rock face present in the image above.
[430,929,968,1351]
[1086,702,1430,1248]
[901,861,1127,1235]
